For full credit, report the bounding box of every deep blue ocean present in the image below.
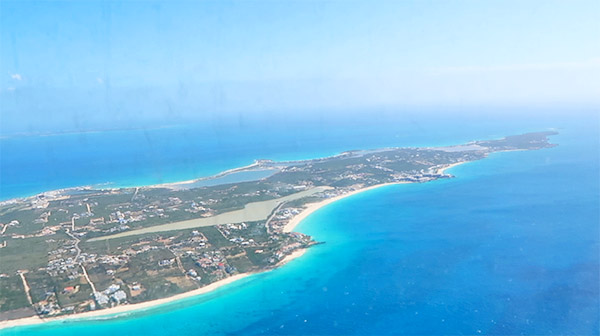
[1,110,598,335]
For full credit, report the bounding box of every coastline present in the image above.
[0,273,250,330]
[283,161,467,233]
[283,183,408,233]
[0,162,468,330]
[0,182,376,331]
[0,161,267,204]
[155,162,267,188]
[0,249,308,331]
[0,143,468,204]
[435,161,465,175]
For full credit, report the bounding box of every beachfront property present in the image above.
[0,132,557,323]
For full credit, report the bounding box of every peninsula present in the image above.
[0,131,557,328]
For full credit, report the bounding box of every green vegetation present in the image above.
[0,132,557,320]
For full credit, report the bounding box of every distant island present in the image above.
[0,131,557,329]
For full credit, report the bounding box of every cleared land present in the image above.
[0,131,558,326]
[89,187,330,241]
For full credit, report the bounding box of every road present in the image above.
[65,228,97,293]
[17,271,34,306]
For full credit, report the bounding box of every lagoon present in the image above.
[2,112,598,335]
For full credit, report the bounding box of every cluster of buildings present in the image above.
[267,207,301,232]
[217,222,260,247]
[34,294,61,316]
[108,210,145,225]
[93,284,128,307]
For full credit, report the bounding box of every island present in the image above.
[0,131,557,328]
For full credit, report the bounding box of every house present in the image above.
[111,290,127,303]
[93,292,109,306]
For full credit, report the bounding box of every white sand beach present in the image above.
[283,161,468,234]
[435,161,467,175]
[283,182,410,233]
[0,248,308,331]
[90,186,330,241]
[1,163,468,330]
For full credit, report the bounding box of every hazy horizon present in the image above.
[1,0,599,134]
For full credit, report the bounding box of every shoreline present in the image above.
[0,248,308,331]
[283,161,467,233]
[0,162,468,330]
[0,142,472,204]
[435,161,466,175]
[283,182,408,233]
[0,161,267,204]
[0,273,251,330]
[155,162,265,188]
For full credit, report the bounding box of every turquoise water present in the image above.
[1,111,598,335]
[0,109,561,201]
[176,169,277,189]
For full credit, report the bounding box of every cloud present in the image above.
[10,73,22,81]
[96,77,104,84]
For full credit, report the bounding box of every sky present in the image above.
[1,0,599,134]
